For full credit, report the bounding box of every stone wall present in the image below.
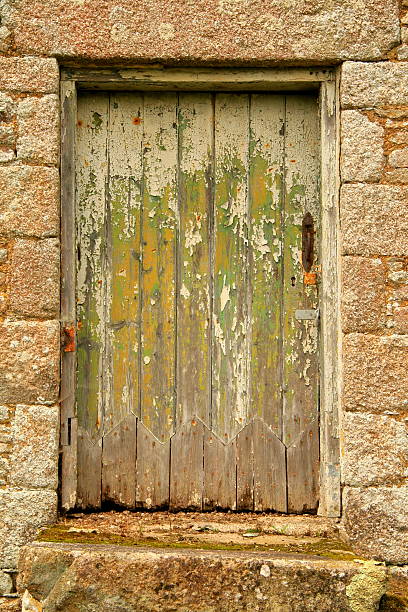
[0,0,407,598]
[340,58,408,564]
[0,56,60,601]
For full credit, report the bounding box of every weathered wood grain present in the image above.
[140,93,177,443]
[282,94,320,511]
[249,94,285,434]
[76,93,109,441]
[76,429,102,509]
[253,418,287,512]
[75,93,109,508]
[287,420,319,513]
[203,431,236,510]
[100,93,142,507]
[72,90,327,513]
[177,93,212,427]
[170,418,204,510]
[61,416,77,511]
[136,421,170,509]
[102,413,137,507]
[60,80,78,509]
[104,93,143,431]
[318,80,341,517]
[236,421,254,511]
[212,94,250,443]
[61,80,77,329]
[62,68,333,92]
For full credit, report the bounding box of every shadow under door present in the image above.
[73,90,321,512]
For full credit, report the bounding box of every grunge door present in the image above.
[73,91,320,512]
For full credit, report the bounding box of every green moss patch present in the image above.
[37,524,357,561]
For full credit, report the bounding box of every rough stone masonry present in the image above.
[0,0,407,607]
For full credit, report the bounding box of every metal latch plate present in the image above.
[295,309,320,321]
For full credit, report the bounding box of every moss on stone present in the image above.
[37,524,358,561]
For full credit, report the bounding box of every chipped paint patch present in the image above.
[220,279,230,312]
[213,313,226,355]
[252,220,272,257]
[185,217,203,256]
[180,283,190,299]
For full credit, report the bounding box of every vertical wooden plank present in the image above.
[140,93,177,444]
[76,93,109,508]
[136,422,170,509]
[170,419,204,511]
[236,422,254,511]
[203,432,236,510]
[212,94,251,509]
[76,431,102,509]
[318,79,341,517]
[282,94,320,512]
[61,417,78,510]
[177,92,212,427]
[101,93,142,507]
[253,419,287,512]
[171,93,212,510]
[60,79,78,510]
[248,94,285,435]
[104,92,143,431]
[102,414,137,507]
[248,96,288,512]
[212,94,250,443]
[287,421,319,513]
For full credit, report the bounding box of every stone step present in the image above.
[18,540,389,612]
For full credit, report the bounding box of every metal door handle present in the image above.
[302,212,314,272]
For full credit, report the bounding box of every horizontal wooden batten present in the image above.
[61,67,334,92]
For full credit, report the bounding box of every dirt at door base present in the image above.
[37,510,350,558]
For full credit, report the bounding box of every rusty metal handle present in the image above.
[302,212,314,273]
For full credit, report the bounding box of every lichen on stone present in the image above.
[346,560,387,612]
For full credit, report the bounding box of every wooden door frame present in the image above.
[60,67,341,517]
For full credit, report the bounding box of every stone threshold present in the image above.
[18,540,388,612]
[17,512,407,611]
[36,510,347,557]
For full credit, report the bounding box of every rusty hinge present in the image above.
[62,324,75,352]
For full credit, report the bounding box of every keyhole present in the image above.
[291,276,296,287]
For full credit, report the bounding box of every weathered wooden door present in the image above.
[74,90,320,512]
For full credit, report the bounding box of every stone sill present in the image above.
[17,539,389,612]
[37,510,350,560]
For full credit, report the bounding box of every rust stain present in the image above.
[132,117,142,125]
[304,272,317,286]
[63,325,75,352]
[77,120,83,127]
